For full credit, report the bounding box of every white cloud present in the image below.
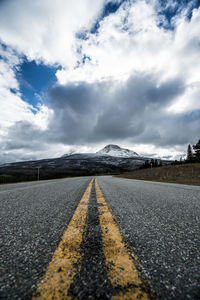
[57,1,173,83]
[0,0,107,67]
[57,1,200,115]
[0,0,110,162]
[0,0,200,162]
[0,44,53,146]
[167,81,200,113]
[0,47,32,132]
[172,8,200,84]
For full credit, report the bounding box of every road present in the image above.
[0,176,200,299]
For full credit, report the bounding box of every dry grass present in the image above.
[117,163,200,186]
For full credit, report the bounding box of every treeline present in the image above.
[140,158,163,169]
[141,138,200,169]
[172,139,200,165]
[185,139,200,163]
[0,168,120,185]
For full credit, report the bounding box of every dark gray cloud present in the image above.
[47,82,105,143]
[133,111,200,147]
[3,71,200,158]
[1,121,46,151]
[0,0,7,5]
[92,75,184,142]
[45,73,187,146]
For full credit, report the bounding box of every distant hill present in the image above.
[0,144,170,183]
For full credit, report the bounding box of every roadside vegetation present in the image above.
[117,163,200,186]
[0,170,112,185]
[117,139,200,186]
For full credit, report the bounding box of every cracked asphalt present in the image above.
[0,176,200,299]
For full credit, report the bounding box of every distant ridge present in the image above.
[0,143,171,183]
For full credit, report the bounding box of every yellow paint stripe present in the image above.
[32,179,93,300]
[95,178,153,300]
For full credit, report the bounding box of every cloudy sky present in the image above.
[0,0,200,163]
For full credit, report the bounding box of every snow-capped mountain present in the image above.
[0,144,170,182]
[96,144,138,158]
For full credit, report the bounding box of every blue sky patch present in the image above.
[156,0,200,30]
[16,60,59,107]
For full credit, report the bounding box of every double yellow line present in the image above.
[32,179,93,299]
[32,178,153,299]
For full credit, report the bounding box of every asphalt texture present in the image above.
[1,176,200,299]
[0,177,91,299]
[98,176,200,300]
[69,181,112,299]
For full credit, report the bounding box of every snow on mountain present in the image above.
[96,144,138,158]
[61,144,139,159]
[62,150,77,157]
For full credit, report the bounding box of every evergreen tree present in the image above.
[193,139,200,162]
[150,158,154,167]
[171,160,179,165]
[186,144,193,162]
[143,160,151,168]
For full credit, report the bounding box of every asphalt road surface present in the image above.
[0,176,200,299]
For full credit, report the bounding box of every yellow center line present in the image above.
[95,178,154,300]
[32,179,93,300]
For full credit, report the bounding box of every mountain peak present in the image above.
[101,144,121,151]
[96,144,138,157]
